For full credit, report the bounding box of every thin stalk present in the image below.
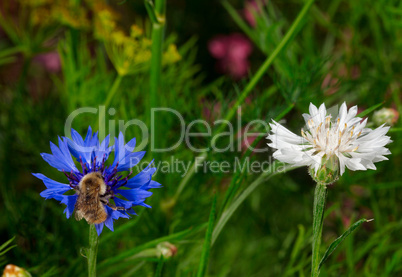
[95,74,123,132]
[217,0,314,135]
[212,163,296,245]
[173,152,207,200]
[104,74,124,109]
[149,0,166,154]
[173,0,314,201]
[311,183,327,277]
[88,224,99,277]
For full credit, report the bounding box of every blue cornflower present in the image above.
[33,126,160,235]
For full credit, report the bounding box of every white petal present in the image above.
[337,153,346,176]
[318,103,327,122]
[309,103,319,118]
[338,102,348,127]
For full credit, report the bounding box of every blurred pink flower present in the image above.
[201,100,222,123]
[208,33,252,79]
[33,51,61,73]
[244,1,259,27]
[237,126,259,152]
[322,64,361,95]
[244,0,265,27]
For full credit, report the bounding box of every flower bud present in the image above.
[309,156,339,185]
[156,242,178,259]
[2,264,31,277]
[373,108,399,126]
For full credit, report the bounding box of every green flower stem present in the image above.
[312,183,327,277]
[172,0,315,202]
[104,74,124,110]
[95,74,123,133]
[149,0,166,156]
[88,224,99,277]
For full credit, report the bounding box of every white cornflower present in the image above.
[267,103,392,182]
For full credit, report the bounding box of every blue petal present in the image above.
[67,129,89,162]
[84,126,93,146]
[33,173,72,199]
[58,137,77,168]
[116,188,153,202]
[91,131,99,148]
[135,202,152,208]
[95,223,104,236]
[103,206,129,232]
[41,140,78,172]
[112,132,124,166]
[117,152,145,172]
[71,128,85,145]
[66,128,94,166]
[126,209,137,215]
[144,180,162,189]
[62,195,78,218]
[104,206,115,231]
[125,162,157,189]
[50,194,78,219]
[111,133,145,172]
[93,135,112,164]
[114,197,134,209]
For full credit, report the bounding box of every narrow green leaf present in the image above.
[154,256,165,277]
[274,103,295,121]
[357,102,384,118]
[220,103,294,213]
[289,225,305,268]
[120,261,146,277]
[318,218,372,270]
[0,245,17,257]
[145,0,159,24]
[172,0,314,201]
[389,128,402,133]
[101,209,145,241]
[98,224,206,270]
[222,1,256,44]
[212,162,296,245]
[0,237,15,253]
[197,195,217,277]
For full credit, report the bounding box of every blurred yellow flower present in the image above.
[105,26,153,76]
[15,0,181,76]
[51,3,90,29]
[163,44,181,65]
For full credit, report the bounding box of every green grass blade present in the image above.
[101,209,145,241]
[318,218,372,270]
[173,0,314,201]
[220,103,295,213]
[217,0,315,136]
[357,102,384,118]
[222,1,256,44]
[154,256,165,277]
[0,237,16,257]
[145,0,159,24]
[98,224,207,270]
[0,237,15,253]
[197,195,217,277]
[212,162,296,245]
[0,245,17,257]
[389,128,402,133]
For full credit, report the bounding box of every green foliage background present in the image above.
[0,0,401,276]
